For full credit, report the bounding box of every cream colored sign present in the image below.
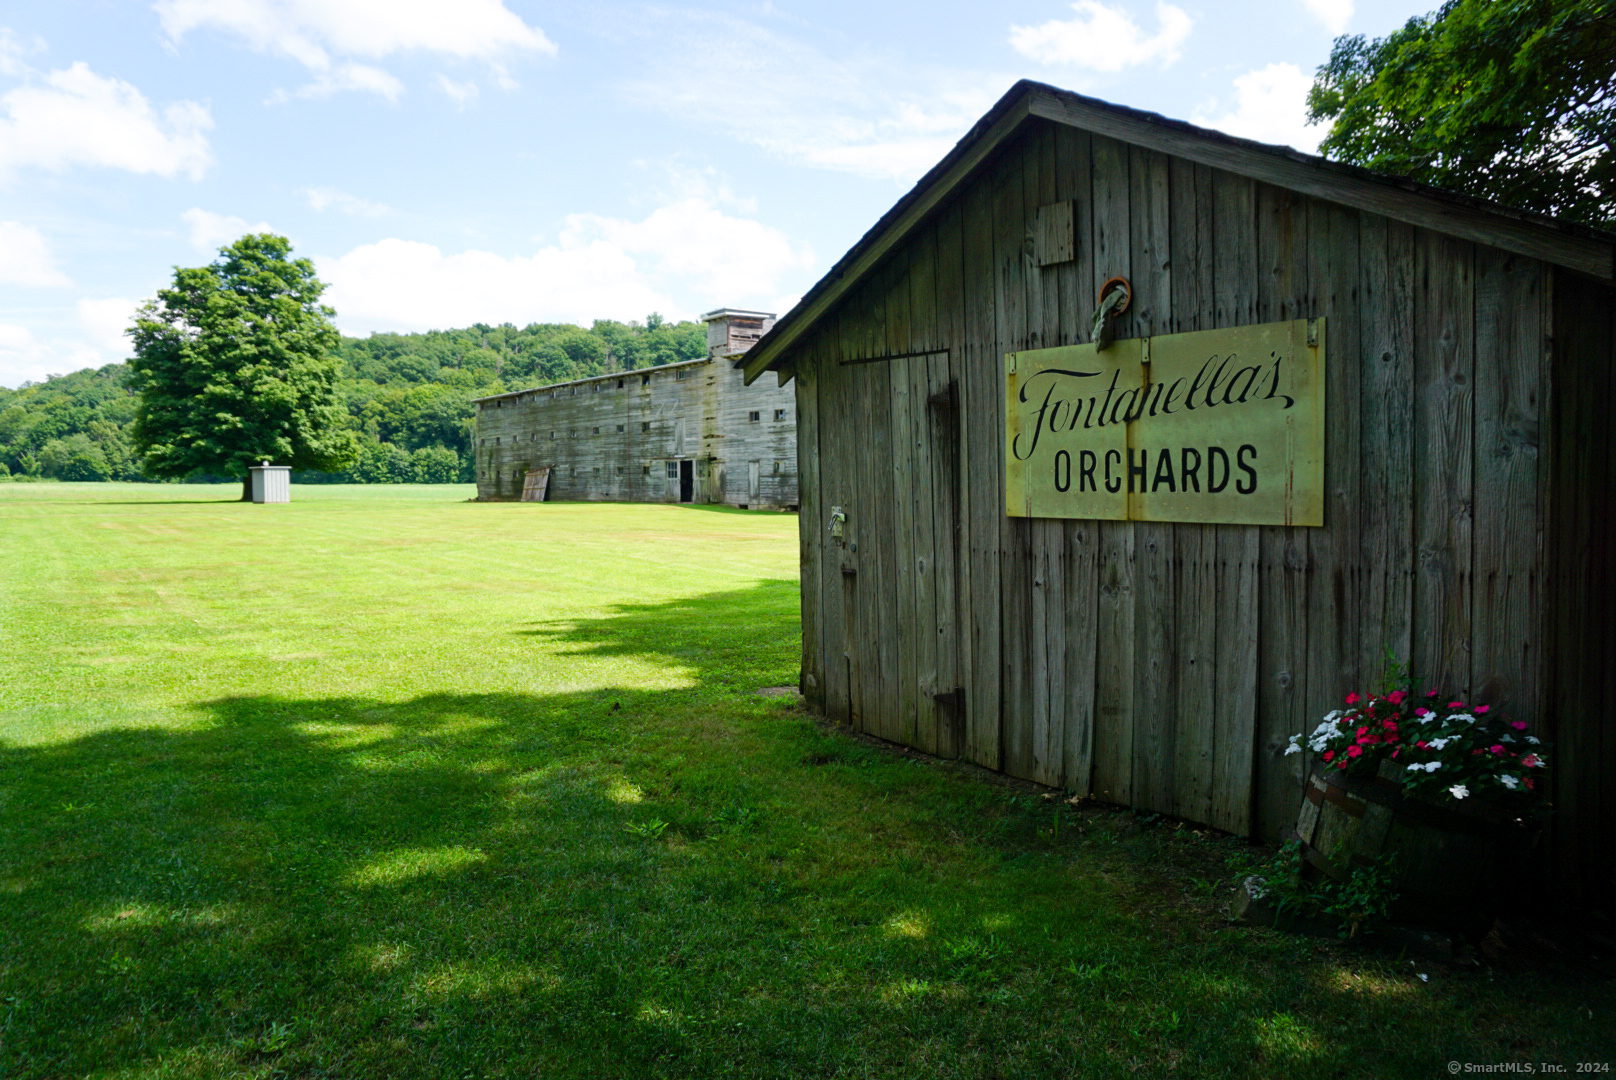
[1005,318,1324,526]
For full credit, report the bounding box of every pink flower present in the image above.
[1489,744,1505,755]
[1476,706,1490,714]
[1415,707,1429,717]
[1387,690,1407,705]
[1345,693,1360,705]
[1322,750,1335,762]
[1416,741,1429,749]
[1510,720,1526,730]
[1347,745,1363,758]
[1357,726,1369,736]
[1392,748,1400,758]
[1522,754,1542,768]
[1449,701,1465,708]
[1426,689,1439,698]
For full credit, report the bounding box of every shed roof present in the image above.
[743,79,1616,384]
[471,357,710,405]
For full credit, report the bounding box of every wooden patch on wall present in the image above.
[1005,318,1325,526]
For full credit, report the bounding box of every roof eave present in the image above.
[743,79,1616,386]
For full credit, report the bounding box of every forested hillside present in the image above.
[0,316,706,483]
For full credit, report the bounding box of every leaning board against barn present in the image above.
[743,80,1616,916]
[475,309,798,508]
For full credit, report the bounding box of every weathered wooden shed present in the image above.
[742,80,1616,913]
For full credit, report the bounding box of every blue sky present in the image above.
[0,0,1422,387]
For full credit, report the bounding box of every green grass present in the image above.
[0,483,1610,1079]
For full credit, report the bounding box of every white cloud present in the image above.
[1191,63,1326,153]
[156,0,556,99]
[182,207,275,251]
[435,74,479,108]
[269,61,404,102]
[0,221,71,287]
[1009,1,1192,71]
[0,62,213,179]
[618,12,1005,182]
[302,186,390,216]
[0,322,108,388]
[0,28,44,76]
[318,187,815,334]
[76,297,140,356]
[1305,0,1354,34]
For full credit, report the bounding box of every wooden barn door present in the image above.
[839,354,963,757]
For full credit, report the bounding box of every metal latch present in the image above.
[828,507,846,542]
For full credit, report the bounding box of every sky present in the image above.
[0,0,1425,388]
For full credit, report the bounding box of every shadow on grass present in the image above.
[0,581,1609,1078]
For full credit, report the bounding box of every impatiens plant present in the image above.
[1286,688,1549,806]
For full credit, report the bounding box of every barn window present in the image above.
[773,461,782,474]
[495,437,501,445]
[641,374,650,386]
[593,467,601,475]
[593,427,600,435]
[676,369,687,380]
[774,409,787,421]
[550,432,555,439]
[480,438,486,446]
[749,411,760,422]
[616,424,625,433]
[617,379,625,389]
[641,421,651,432]
[666,462,678,479]
[642,465,650,476]
[616,466,624,475]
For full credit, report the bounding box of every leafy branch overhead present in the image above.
[1307,0,1616,228]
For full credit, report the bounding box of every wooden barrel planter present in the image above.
[1293,762,1511,932]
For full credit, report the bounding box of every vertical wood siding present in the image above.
[790,119,1610,903]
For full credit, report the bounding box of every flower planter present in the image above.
[1293,761,1506,931]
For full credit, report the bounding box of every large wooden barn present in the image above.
[742,80,1616,913]
[475,309,798,507]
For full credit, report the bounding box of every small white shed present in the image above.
[249,462,290,504]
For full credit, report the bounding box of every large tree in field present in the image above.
[1306,0,1616,228]
[128,234,359,498]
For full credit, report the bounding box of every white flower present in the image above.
[1448,784,1470,800]
[1427,737,1451,751]
[1450,713,1475,724]
[1500,775,1520,790]
[1526,736,1541,745]
[1284,736,1302,756]
[1417,713,1437,724]
[1500,734,1515,743]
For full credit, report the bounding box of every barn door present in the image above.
[839,353,962,757]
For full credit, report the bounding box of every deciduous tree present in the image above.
[1307,0,1616,227]
[127,234,359,498]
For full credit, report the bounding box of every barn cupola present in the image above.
[701,308,776,361]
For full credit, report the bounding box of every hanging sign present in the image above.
[1004,318,1324,526]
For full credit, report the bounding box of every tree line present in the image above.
[0,315,707,484]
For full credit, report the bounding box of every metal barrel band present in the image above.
[1307,775,1367,819]
[1326,768,1499,836]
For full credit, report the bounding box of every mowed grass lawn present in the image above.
[0,485,1610,1079]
